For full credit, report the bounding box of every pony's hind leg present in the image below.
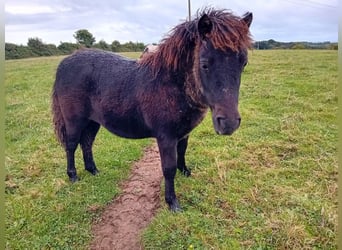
[64,116,89,182]
[80,120,100,175]
[64,124,84,182]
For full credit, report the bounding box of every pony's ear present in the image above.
[198,14,213,37]
[242,12,253,28]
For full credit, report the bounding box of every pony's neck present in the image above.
[184,68,208,110]
[182,43,208,110]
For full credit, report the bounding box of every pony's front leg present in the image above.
[157,138,181,212]
[177,136,191,177]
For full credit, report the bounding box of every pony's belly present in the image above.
[105,126,152,139]
[102,118,153,139]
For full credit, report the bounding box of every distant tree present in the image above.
[58,42,81,54]
[5,43,35,59]
[291,43,306,49]
[27,37,59,56]
[257,41,270,50]
[120,41,145,52]
[93,40,110,50]
[327,43,338,50]
[27,37,45,55]
[5,43,19,59]
[45,44,60,55]
[111,40,121,52]
[73,29,96,48]
[136,42,146,51]
[124,41,135,51]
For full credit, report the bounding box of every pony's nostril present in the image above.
[216,117,225,127]
[216,117,241,127]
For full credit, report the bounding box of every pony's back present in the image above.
[55,49,137,89]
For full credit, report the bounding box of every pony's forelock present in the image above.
[139,8,253,75]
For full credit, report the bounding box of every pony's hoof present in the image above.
[87,168,99,176]
[182,168,191,177]
[169,200,182,212]
[68,171,79,183]
[69,176,79,183]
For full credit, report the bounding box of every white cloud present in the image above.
[5,2,72,15]
[6,4,54,14]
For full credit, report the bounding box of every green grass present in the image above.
[5,50,337,249]
[142,50,337,249]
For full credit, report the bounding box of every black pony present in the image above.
[52,8,253,211]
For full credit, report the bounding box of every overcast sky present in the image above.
[5,0,339,46]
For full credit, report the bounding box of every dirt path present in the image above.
[91,142,162,250]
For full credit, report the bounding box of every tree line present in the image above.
[253,39,338,50]
[5,29,338,60]
[5,29,146,60]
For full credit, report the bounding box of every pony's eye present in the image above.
[200,60,209,71]
[202,64,209,70]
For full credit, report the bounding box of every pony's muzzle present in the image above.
[213,115,241,135]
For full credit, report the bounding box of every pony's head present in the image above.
[139,8,253,135]
[194,9,253,135]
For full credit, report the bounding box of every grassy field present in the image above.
[5,50,337,249]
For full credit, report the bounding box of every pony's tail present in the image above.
[52,87,66,148]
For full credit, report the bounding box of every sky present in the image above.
[5,0,339,46]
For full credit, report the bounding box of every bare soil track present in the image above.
[91,142,162,250]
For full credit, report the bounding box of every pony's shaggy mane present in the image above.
[139,8,253,75]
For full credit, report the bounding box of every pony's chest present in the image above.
[172,107,208,137]
[135,83,208,138]
[180,110,207,133]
